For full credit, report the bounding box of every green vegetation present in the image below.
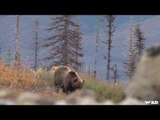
[7,48,11,66]
[80,73,126,102]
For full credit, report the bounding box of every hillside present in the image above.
[0,60,126,104]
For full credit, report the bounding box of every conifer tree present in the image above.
[124,25,136,79]
[43,15,83,69]
[133,24,146,62]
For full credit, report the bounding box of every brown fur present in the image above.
[53,66,84,94]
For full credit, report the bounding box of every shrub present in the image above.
[32,68,55,87]
[0,61,46,91]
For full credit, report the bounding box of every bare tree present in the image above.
[94,17,100,79]
[33,18,40,70]
[102,15,116,81]
[14,15,21,66]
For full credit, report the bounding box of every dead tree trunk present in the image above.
[14,15,20,66]
[34,18,39,70]
[94,17,100,79]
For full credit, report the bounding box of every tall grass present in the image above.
[79,72,126,102]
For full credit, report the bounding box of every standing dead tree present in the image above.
[33,18,40,70]
[102,15,116,81]
[94,17,100,79]
[14,15,21,67]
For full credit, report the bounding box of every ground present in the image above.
[0,61,126,104]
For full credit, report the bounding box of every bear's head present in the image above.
[66,71,84,91]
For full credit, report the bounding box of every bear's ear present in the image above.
[68,71,77,76]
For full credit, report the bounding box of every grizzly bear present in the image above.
[53,66,84,94]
